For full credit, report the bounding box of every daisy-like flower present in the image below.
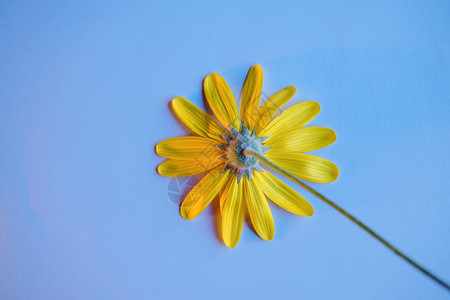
[156,65,339,247]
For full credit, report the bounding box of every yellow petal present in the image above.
[219,174,234,214]
[221,175,245,248]
[180,166,230,220]
[265,152,339,183]
[156,136,223,159]
[259,101,320,140]
[157,158,223,177]
[171,97,224,142]
[240,65,263,131]
[266,127,336,153]
[254,171,314,216]
[244,176,274,241]
[255,86,296,134]
[203,73,241,131]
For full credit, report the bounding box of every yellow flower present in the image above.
[156,65,339,247]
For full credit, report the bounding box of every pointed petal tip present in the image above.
[327,163,340,182]
[180,202,199,221]
[301,100,321,112]
[224,239,239,248]
[180,212,194,221]
[204,72,221,83]
[331,130,337,143]
[301,203,315,217]
[251,64,262,71]
[260,230,274,241]
[179,207,190,220]
[334,166,340,180]
[312,100,321,111]
[170,96,184,107]
[317,165,339,183]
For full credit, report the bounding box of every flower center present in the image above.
[217,124,270,182]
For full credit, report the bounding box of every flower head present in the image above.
[156,65,339,247]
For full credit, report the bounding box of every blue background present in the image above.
[1,1,449,299]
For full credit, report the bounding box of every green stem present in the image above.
[245,149,450,292]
